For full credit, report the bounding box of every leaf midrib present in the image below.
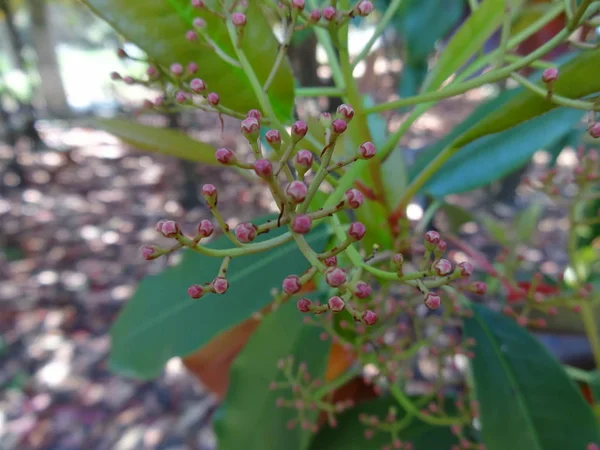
[115,227,329,344]
[473,308,544,450]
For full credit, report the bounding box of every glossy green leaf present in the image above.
[422,0,508,92]
[480,214,511,246]
[92,118,218,163]
[420,107,584,197]
[463,303,599,450]
[82,0,294,121]
[454,48,600,148]
[310,397,458,450]
[109,220,329,379]
[215,299,330,450]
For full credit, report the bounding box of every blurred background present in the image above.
[0,0,598,449]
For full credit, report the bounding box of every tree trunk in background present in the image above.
[27,0,70,117]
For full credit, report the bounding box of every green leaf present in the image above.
[419,107,584,197]
[463,303,599,450]
[109,219,330,379]
[515,202,544,242]
[215,299,331,450]
[92,118,218,163]
[310,397,458,450]
[454,48,600,148]
[439,202,474,234]
[422,0,509,92]
[81,0,295,121]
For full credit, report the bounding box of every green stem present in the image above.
[314,366,361,398]
[568,0,594,31]
[389,385,464,426]
[496,2,512,67]
[264,14,296,93]
[351,0,405,68]
[294,87,346,97]
[187,231,294,258]
[580,303,600,369]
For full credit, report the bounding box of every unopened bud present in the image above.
[354,281,372,299]
[235,222,258,243]
[247,109,262,121]
[215,147,236,165]
[187,62,198,74]
[241,117,260,138]
[356,0,374,16]
[432,259,452,276]
[188,284,204,299]
[424,292,441,309]
[191,0,205,8]
[328,296,345,312]
[471,281,487,295]
[212,276,229,294]
[291,120,308,141]
[161,220,180,238]
[232,12,247,27]
[282,275,302,294]
[197,219,214,238]
[295,150,314,172]
[324,256,337,267]
[110,72,121,80]
[207,92,220,106]
[336,104,354,122]
[331,119,347,134]
[170,63,184,77]
[542,68,558,84]
[424,230,440,250]
[361,310,378,325]
[201,184,218,206]
[141,245,160,260]
[265,129,282,149]
[297,298,312,312]
[458,261,473,277]
[359,142,376,159]
[319,112,333,129]
[175,91,189,104]
[190,78,207,93]
[193,17,206,28]
[286,181,308,203]
[291,214,312,234]
[186,30,198,41]
[589,123,600,139]
[291,0,305,11]
[348,222,366,241]
[323,6,336,21]
[344,189,364,209]
[325,267,347,287]
[253,159,273,179]
[146,66,158,78]
[309,8,322,21]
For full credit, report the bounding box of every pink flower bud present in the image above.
[332,119,347,134]
[361,310,378,325]
[155,220,166,233]
[253,159,273,179]
[282,275,302,294]
[458,261,473,277]
[207,92,220,106]
[141,245,159,260]
[344,188,364,209]
[424,292,441,309]
[265,129,281,147]
[325,267,347,287]
[354,281,372,299]
[590,123,600,139]
[359,142,376,159]
[232,12,246,27]
[187,62,198,74]
[324,256,337,267]
[436,240,448,253]
[291,214,312,234]
[241,117,260,137]
[356,0,374,16]
[471,281,487,295]
[175,91,188,104]
[297,298,312,312]
[291,0,305,11]
[215,147,236,165]
[348,222,366,241]
[190,78,207,93]
[336,104,354,122]
[295,150,314,170]
[188,284,204,299]
[246,109,262,121]
[292,121,308,140]
[328,296,345,312]
[392,253,404,267]
[433,259,452,276]
[193,17,206,28]
[323,6,336,21]
[286,181,308,203]
[123,76,135,85]
[197,219,214,238]
[110,71,121,81]
[146,66,158,78]
[201,184,218,205]
[212,277,229,294]
[186,30,198,41]
[542,67,558,83]
[424,230,440,245]
[170,63,183,76]
[587,444,600,450]
[235,222,258,243]
[191,0,205,8]
[161,220,180,238]
[309,8,322,21]
[319,112,333,128]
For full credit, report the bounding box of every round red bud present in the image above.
[336,104,355,122]
[161,220,180,238]
[324,256,338,267]
[471,281,487,295]
[232,12,247,26]
[191,0,205,8]
[286,181,308,203]
[292,120,308,140]
[282,275,302,295]
[354,281,372,299]
[207,92,220,106]
[188,284,204,299]
[235,222,258,243]
[323,6,336,20]
[424,292,441,309]
[110,72,121,80]
[175,91,188,104]
[359,142,376,159]
[297,298,312,312]
[458,261,473,277]
[361,310,378,325]
[186,30,198,41]
[246,109,261,121]
[295,150,314,170]
[190,78,207,93]
[212,277,229,294]
[433,259,452,276]
[241,117,260,137]
[348,222,366,241]
[215,147,236,165]
[193,17,206,28]
[424,230,440,245]
[291,0,305,11]
[589,123,600,139]
[356,0,374,16]
[201,184,218,205]
[253,159,273,179]
[291,214,312,234]
[332,119,347,134]
[325,267,347,287]
[344,188,364,209]
[141,245,159,260]
[170,63,183,76]
[197,219,214,238]
[187,62,198,74]
[542,67,558,83]
[328,296,345,312]
[309,8,322,21]
[265,129,281,146]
